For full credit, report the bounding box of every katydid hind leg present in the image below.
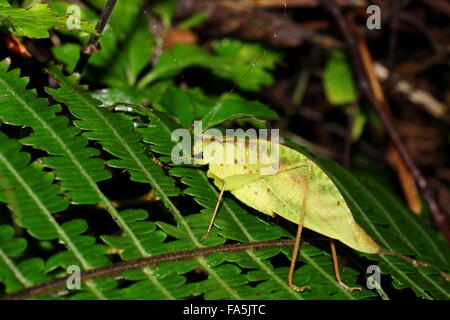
[202,182,226,241]
[330,239,362,292]
[287,161,312,292]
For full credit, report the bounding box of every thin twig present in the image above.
[73,0,118,74]
[2,239,295,300]
[320,0,450,242]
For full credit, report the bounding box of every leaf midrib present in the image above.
[0,148,106,300]
[0,247,33,288]
[1,71,174,299]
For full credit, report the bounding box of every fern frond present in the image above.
[0,59,187,298]
[0,59,184,299]
[0,132,114,299]
[100,184,274,299]
[137,42,280,91]
[101,209,195,299]
[0,225,49,293]
[45,65,180,203]
[0,132,68,238]
[0,58,111,205]
[139,108,185,157]
[43,65,218,299]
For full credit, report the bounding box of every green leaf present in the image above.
[351,107,367,141]
[152,0,177,26]
[200,96,279,129]
[85,0,153,88]
[323,50,357,105]
[52,0,152,86]
[156,87,279,128]
[92,107,300,300]
[52,43,81,74]
[0,3,97,38]
[160,87,198,127]
[48,0,98,40]
[91,88,143,107]
[178,12,207,29]
[138,40,281,91]
[211,38,280,91]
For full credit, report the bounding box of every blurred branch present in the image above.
[74,0,118,74]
